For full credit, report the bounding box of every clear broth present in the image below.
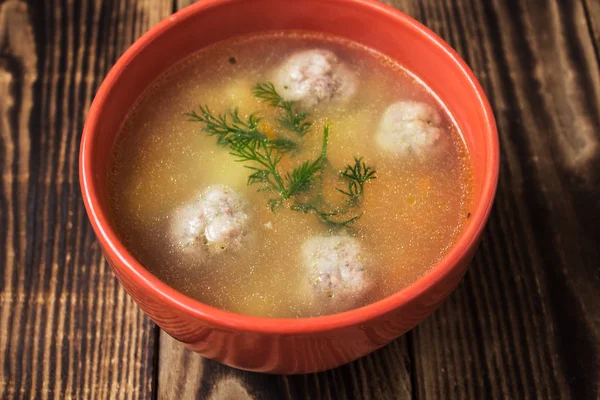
[108,32,473,318]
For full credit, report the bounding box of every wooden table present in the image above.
[1,0,598,398]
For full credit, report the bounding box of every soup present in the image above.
[108,32,473,318]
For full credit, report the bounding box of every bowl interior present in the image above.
[82,0,498,326]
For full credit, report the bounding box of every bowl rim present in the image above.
[80,0,499,334]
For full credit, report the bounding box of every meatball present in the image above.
[171,185,249,256]
[302,236,369,302]
[274,49,357,108]
[375,101,445,156]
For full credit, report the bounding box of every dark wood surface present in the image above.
[0,0,598,398]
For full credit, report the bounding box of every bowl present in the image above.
[80,0,499,374]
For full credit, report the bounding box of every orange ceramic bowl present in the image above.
[80,0,499,374]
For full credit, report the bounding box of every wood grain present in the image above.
[400,0,600,398]
[0,0,598,399]
[582,0,600,56]
[158,333,412,399]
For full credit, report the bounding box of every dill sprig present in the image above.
[284,127,328,196]
[186,106,297,152]
[291,202,364,228]
[291,157,376,227]
[252,82,313,136]
[228,124,329,201]
[188,83,376,228]
[337,157,377,207]
[229,135,286,194]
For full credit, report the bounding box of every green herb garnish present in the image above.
[252,82,312,136]
[188,82,376,228]
[186,106,297,152]
[290,157,377,227]
[337,157,377,207]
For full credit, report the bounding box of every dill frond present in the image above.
[291,202,363,228]
[188,85,376,229]
[252,82,313,136]
[336,157,377,206]
[186,106,297,152]
[285,126,329,196]
[291,152,376,228]
[228,134,287,195]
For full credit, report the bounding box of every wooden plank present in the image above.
[400,0,600,398]
[175,0,196,9]
[582,0,600,57]
[0,0,171,398]
[158,333,412,399]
